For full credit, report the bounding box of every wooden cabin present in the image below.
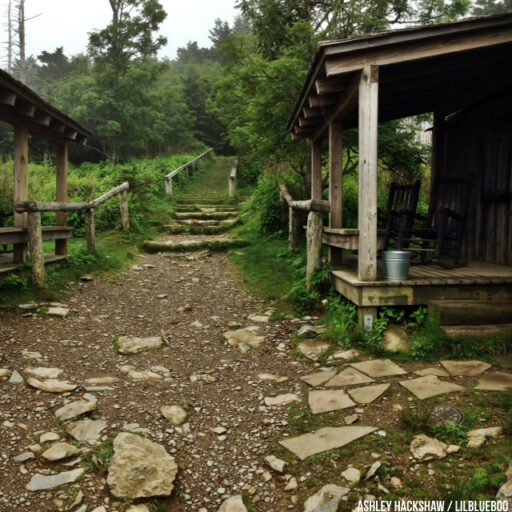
[288,14,512,327]
[0,69,91,276]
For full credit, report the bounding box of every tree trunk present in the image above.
[17,0,26,83]
[7,0,13,73]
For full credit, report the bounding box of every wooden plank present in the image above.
[13,125,29,263]
[357,65,379,282]
[324,28,512,77]
[55,142,68,256]
[0,227,72,245]
[311,139,323,201]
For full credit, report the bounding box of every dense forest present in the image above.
[0,0,510,230]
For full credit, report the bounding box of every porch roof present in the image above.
[288,13,512,140]
[0,69,92,144]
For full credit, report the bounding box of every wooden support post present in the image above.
[120,190,129,231]
[165,177,173,195]
[329,121,343,265]
[306,210,323,288]
[55,142,68,256]
[27,211,45,286]
[358,306,378,329]
[229,176,236,198]
[289,207,301,250]
[311,139,322,200]
[85,209,96,252]
[357,65,379,282]
[13,125,29,263]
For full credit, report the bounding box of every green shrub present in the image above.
[251,174,283,235]
[324,296,357,348]
[286,278,320,316]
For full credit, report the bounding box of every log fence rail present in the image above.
[165,148,213,195]
[15,181,130,286]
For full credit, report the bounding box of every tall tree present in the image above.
[472,0,512,14]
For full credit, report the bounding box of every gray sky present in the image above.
[2,0,239,60]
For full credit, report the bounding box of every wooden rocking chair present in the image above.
[395,175,475,267]
[382,180,421,251]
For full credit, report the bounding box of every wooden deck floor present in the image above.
[332,258,512,306]
[0,253,66,275]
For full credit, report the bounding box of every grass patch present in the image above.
[83,438,114,474]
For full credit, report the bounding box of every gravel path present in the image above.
[0,249,314,512]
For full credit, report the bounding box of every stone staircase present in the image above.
[143,158,248,252]
[428,300,512,338]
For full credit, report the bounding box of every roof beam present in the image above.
[299,116,321,127]
[308,94,338,108]
[324,27,512,77]
[34,111,51,126]
[303,106,322,118]
[315,76,351,95]
[0,90,16,106]
[313,72,361,141]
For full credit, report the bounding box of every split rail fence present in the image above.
[15,182,130,286]
[164,148,213,195]
[280,184,329,287]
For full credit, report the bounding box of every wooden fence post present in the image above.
[120,190,130,231]
[85,208,96,252]
[27,211,45,286]
[306,210,323,288]
[165,177,173,195]
[289,207,300,250]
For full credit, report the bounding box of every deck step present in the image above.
[443,323,512,339]
[429,300,512,326]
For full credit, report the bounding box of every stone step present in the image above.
[143,237,248,253]
[174,211,238,221]
[429,300,512,326]
[163,221,238,235]
[443,323,512,339]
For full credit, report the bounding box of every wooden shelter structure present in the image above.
[288,13,512,326]
[0,69,91,275]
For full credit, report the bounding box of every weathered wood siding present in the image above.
[435,91,512,265]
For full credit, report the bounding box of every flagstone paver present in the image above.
[441,360,491,376]
[347,383,391,404]
[301,370,337,387]
[279,426,378,460]
[475,371,512,391]
[325,367,374,387]
[400,375,464,399]
[308,390,356,414]
[351,359,407,378]
[414,367,450,378]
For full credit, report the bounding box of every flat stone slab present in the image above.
[55,399,97,421]
[27,468,84,491]
[475,371,512,391]
[325,367,374,387]
[308,390,356,414]
[348,383,390,404]
[467,426,502,448]
[224,327,264,349]
[301,370,337,387]
[66,419,107,443]
[24,367,63,379]
[297,340,330,361]
[26,377,77,393]
[441,360,491,376]
[264,394,301,407]
[257,373,288,383]
[117,336,163,355]
[351,359,407,378]
[400,375,464,399]
[84,376,120,385]
[47,307,69,317]
[280,426,378,460]
[41,442,80,461]
[414,367,450,377]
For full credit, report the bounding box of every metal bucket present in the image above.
[382,250,411,282]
